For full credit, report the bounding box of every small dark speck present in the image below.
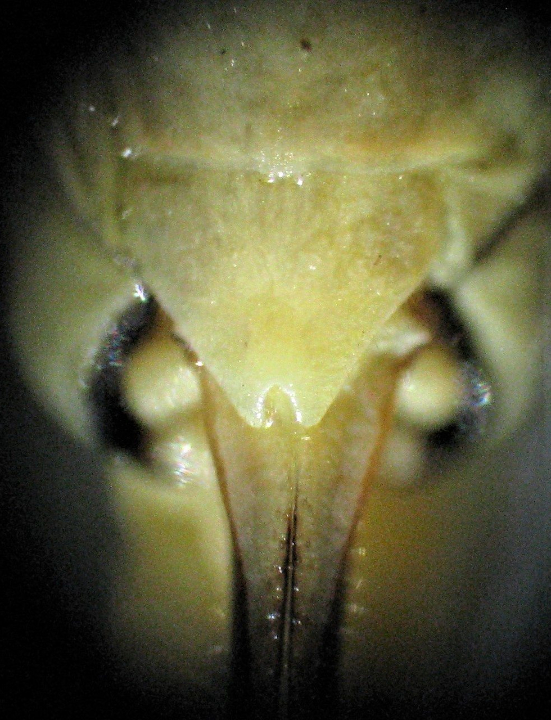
[220,48,227,55]
[300,38,312,52]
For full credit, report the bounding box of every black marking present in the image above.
[418,290,494,450]
[277,486,299,719]
[89,289,157,454]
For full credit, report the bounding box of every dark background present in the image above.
[1,2,550,718]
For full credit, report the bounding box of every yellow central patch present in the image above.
[113,168,443,425]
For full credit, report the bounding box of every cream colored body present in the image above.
[8,1,550,716]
